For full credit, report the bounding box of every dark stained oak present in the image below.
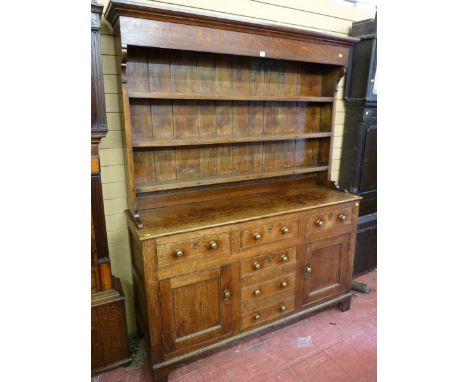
[91,1,130,375]
[105,1,361,380]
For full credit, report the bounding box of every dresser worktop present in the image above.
[130,183,360,240]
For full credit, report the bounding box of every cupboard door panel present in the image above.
[159,265,232,354]
[301,234,350,306]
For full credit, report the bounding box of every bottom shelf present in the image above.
[136,165,329,193]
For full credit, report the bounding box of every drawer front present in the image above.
[305,206,353,235]
[240,247,296,278]
[157,232,231,268]
[241,296,294,330]
[241,272,295,303]
[240,218,298,250]
[241,263,296,287]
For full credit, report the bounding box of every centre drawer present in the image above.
[156,232,231,268]
[240,247,296,278]
[239,218,298,250]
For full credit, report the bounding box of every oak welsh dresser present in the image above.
[105,1,361,380]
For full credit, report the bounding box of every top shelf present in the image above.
[128,92,335,103]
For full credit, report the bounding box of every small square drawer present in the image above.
[241,296,294,330]
[239,218,298,250]
[240,247,296,277]
[305,206,353,235]
[157,232,231,268]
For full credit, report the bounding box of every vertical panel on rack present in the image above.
[295,139,314,168]
[306,105,321,133]
[284,61,298,96]
[134,150,156,186]
[248,102,264,135]
[197,53,216,94]
[173,101,199,138]
[171,50,198,92]
[298,63,322,96]
[232,102,249,136]
[216,144,233,175]
[249,59,264,96]
[216,55,232,94]
[264,60,285,96]
[320,104,333,132]
[200,145,217,177]
[130,100,152,140]
[154,148,176,183]
[232,57,250,95]
[264,101,283,134]
[148,49,171,92]
[250,142,263,172]
[216,101,232,136]
[232,143,250,174]
[199,101,216,137]
[175,147,201,180]
[283,140,296,168]
[126,47,149,93]
[151,100,174,138]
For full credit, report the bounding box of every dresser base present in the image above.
[151,292,352,382]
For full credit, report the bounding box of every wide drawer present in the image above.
[157,232,231,268]
[241,272,295,304]
[240,247,296,278]
[305,206,353,235]
[241,296,294,330]
[239,218,298,251]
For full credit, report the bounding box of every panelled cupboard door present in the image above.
[301,234,350,306]
[159,265,232,354]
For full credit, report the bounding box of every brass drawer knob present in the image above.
[279,304,286,312]
[280,280,288,288]
[339,214,346,221]
[253,313,261,321]
[252,261,261,270]
[305,265,312,275]
[254,233,262,240]
[281,226,289,234]
[209,240,218,249]
[281,254,289,262]
[174,249,184,257]
[253,288,261,297]
[315,219,324,227]
[223,289,231,303]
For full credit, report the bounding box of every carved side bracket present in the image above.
[121,45,128,84]
[335,66,347,93]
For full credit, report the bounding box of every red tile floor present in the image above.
[93,271,376,382]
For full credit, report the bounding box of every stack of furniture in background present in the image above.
[106,1,362,380]
[339,16,377,276]
[91,0,131,375]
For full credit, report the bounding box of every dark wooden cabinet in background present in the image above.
[91,0,131,375]
[339,16,377,276]
[105,1,362,380]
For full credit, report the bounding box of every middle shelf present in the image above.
[132,132,332,147]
